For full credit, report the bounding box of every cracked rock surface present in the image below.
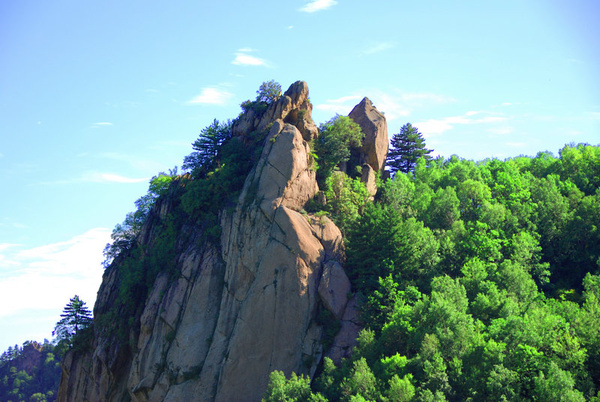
[58,82,358,402]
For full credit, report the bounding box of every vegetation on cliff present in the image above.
[93,83,278,349]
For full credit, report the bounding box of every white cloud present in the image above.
[487,127,514,135]
[40,171,149,185]
[232,49,269,67]
[416,112,508,136]
[0,228,110,318]
[0,228,110,348]
[83,172,148,184]
[0,218,28,230]
[188,87,233,105]
[91,122,113,128]
[363,42,395,55]
[506,142,527,148]
[299,0,338,12]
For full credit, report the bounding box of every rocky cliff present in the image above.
[58,82,388,402]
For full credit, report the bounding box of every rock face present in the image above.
[348,97,388,172]
[58,82,354,402]
[232,80,318,141]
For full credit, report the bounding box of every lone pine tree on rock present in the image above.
[53,295,93,346]
[387,123,433,174]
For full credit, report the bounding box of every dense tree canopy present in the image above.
[0,341,62,402]
[267,142,600,401]
[315,115,364,187]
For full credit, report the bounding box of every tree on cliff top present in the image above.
[387,123,433,174]
[53,295,92,347]
[183,119,232,175]
[256,80,282,103]
[241,80,282,114]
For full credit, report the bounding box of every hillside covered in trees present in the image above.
[0,341,62,402]
[266,140,600,401]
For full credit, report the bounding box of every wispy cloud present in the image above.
[315,90,454,124]
[416,112,508,136]
[505,142,527,148]
[487,127,514,135]
[188,87,233,105]
[299,0,338,12]
[363,42,395,55]
[96,152,166,173]
[0,228,110,312]
[90,122,113,128]
[39,171,148,185]
[0,218,28,230]
[232,48,269,67]
[0,228,110,347]
[88,172,148,183]
[315,95,363,115]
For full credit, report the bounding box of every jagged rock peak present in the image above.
[232,80,318,141]
[349,97,389,172]
[284,80,310,106]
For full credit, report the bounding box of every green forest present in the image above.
[0,341,62,402]
[265,138,600,401]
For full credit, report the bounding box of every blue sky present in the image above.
[0,0,598,351]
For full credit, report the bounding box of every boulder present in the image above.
[348,97,389,172]
[318,261,351,320]
[326,295,361,365]
[361,163,377,199]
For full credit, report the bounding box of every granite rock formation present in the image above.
[57,82,368,402]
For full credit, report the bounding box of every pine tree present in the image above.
[387,123,433,174]
[182,119,232,175]
[53,295,93,346]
